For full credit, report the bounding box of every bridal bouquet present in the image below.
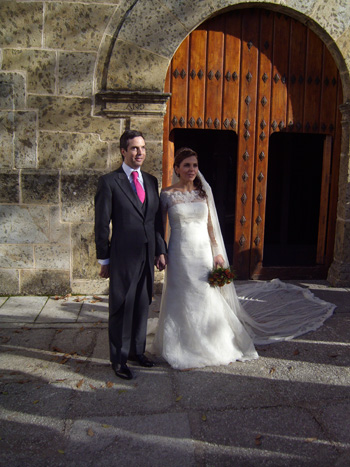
[208,266,236,287]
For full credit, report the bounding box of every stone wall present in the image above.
[0,0,349,295]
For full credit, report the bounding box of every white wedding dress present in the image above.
[151,189,336,370]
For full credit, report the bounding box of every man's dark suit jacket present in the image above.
[95,166,166,313]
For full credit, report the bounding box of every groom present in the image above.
[95,130,167,380]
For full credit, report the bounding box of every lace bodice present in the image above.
[160,189,204,209]
[160,189,220,256]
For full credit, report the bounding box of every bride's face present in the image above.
[176,156,198,183]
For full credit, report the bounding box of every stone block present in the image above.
[118,0,187,58]
[129,117,164,143]
[21,170,59,204]
[141,141,163,180]
[58,52,96,97]
[49,206,70,245]
[161,0,216,30]
[0,169,19,203]
[38,132,108,170]
[61,172,99,222]
[1,49,56,95]
[0,72,26,110]
[336,28,350,88]
[107,40,169,92]
[0,205,49,244]
[71,279,109,295]
[0,269,20,295]
[45,3,115,51]
[0,245,34,268]
[0,111,14,168]
[14,111,38,168]
[311,0,349,40]
[72,222,99,280]
[109,142,122,170]
[0,2,43,48]
[0,111,37,169]
[28,95,123,142]
[34,245,71,270]
[20,269,71,295]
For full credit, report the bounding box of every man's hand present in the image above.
[214,254,225,268]
[99,264,110,278]
[155,254,167,271]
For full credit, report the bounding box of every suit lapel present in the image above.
[142,172,154,214]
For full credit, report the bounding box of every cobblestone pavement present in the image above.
[0,281,349,466]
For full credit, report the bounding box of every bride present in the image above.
[151,148,335,370]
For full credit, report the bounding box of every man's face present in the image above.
[121,136,146,169]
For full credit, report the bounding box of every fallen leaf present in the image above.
[102,424,111,428]
[52,346,63,353]
[76,379,84,388]
[89,384,96,390]
[56,329,63,334]
[58,449,65,454]
[293,349,300,356]
[175,395,182,402]
[201,414,207,421]
[87,428,94,437]
[106,381,114,388]
[269,367,276,374]
[59,358,69,365]
[33,400,39,404]
[93,295,103,301]
[255,434,262,445]
[305,437,317,443]
[118,389,126,395]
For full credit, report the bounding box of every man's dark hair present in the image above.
[120,130,144,151]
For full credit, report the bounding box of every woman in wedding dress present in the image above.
[152,148,336,370]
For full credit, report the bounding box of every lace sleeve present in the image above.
[160,191,168,236]
[207,200,221,257]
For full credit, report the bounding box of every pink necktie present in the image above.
[131,171,145,203]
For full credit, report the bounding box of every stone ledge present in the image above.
[96,91,171,118]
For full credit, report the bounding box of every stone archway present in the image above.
[96,0,350,286]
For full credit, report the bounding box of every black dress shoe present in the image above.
[136,354,154,367]
[112,363,133,380]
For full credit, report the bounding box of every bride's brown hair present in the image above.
[174,147,207,199]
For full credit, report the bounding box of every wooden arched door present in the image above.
[163,8,342,280]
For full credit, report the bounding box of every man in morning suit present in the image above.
[95,130,167,380]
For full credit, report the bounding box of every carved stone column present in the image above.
[328,100,350,286]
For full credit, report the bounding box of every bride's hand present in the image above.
[214,254,225,268]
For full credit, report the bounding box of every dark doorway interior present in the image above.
[171,129,238,261]
[264,133,324,267]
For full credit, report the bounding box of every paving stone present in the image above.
[36,296,82,323]
[66,413,195,467]
[78,298,108,323]
[0,296,47,322]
